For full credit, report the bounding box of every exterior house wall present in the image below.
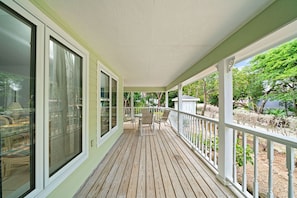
[14,1,125,197]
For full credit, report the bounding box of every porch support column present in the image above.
[165,91,168,108]
[177,83,183,136]
[131,91,134,118]
[217,56,234,184]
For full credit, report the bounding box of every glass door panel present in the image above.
[0,3,36,197]
[48,38,83,176]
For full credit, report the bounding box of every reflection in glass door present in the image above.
[0,2,36,197]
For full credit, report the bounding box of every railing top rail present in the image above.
[226,122,297,148]
[169,108,219,124]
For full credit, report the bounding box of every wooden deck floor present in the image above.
[75,123,236,198]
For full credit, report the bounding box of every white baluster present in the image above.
[286,146,294,198]
[214,123,217,167]
[242,132,247,193]
[267,140,274,198]
[209,121,212,164]
[233,129,237,183]
[202,120,205,155]
[253,136,259,198]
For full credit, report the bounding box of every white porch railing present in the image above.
[169,109,219,170]
[123,107,297,197]
[124,106,162,115]
[225,122,297,198]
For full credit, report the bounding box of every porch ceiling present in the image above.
[36,0,281,89]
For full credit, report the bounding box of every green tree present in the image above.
[233,67,249,108]
[232,66,264,111]
[124,92,144,107]
[204,73,219,106]
[168,90,177,108]
[250,39,297,115]
[183,81,201,98]
[183,73,218,115]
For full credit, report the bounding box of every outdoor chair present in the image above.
[139,109,155,136]
[124,114,136,128]
[156,109,171,130]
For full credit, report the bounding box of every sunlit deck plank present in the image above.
[96,131,134,197]
[166,127,232,197]
[159,128,196,197]
[152,133,176,197]
[164,127,219,197]
[155,128,186,197]
[116,132,138,197]
[160,128,207,197]
[126,132,142,198]
[75,124,236,198]
[76,130,130,196]
[107,131,138,197]
[136,135,146,197]
[146,135,155,198]
[150,135,166,198]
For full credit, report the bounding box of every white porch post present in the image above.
[131,91,134,118]
[217,57,234,184]
[178,84,183,136]
[165,91,168,108]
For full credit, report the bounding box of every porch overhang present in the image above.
[29,0,297,90]
[124,87,166,92]
[166,0,297,90]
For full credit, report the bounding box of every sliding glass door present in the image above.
[0,1,88,196]
[0,2,36,197]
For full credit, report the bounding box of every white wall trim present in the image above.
[97,61,119,147]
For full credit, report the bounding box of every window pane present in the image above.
[0,3,36,197]
[49,38,83,176]
[100,71,110,136]
[101,101,110,137]
[111,79,117,128]
[101,71,109,99]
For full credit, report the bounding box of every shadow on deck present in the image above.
[75,122,236,197]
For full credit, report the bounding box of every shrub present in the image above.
[236,139,254,166]
[194,134,254,167]
[264,108,286,117]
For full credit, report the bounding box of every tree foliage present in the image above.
[183,73,218,104]
[249,39,297,114]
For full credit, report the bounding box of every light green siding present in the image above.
[28,0,124,197]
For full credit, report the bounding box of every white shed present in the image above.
[172,95,200,115]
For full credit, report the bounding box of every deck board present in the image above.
[150,135,166,198]
[117,132,138,197]
[74,124,236,198]
[152,134,176,198]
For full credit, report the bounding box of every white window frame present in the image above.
[44,27,89,192]
[1,0,44,197]
[97,61,119,146]
[2,0,89,197]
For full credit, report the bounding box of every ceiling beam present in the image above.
[124,87,166,92]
